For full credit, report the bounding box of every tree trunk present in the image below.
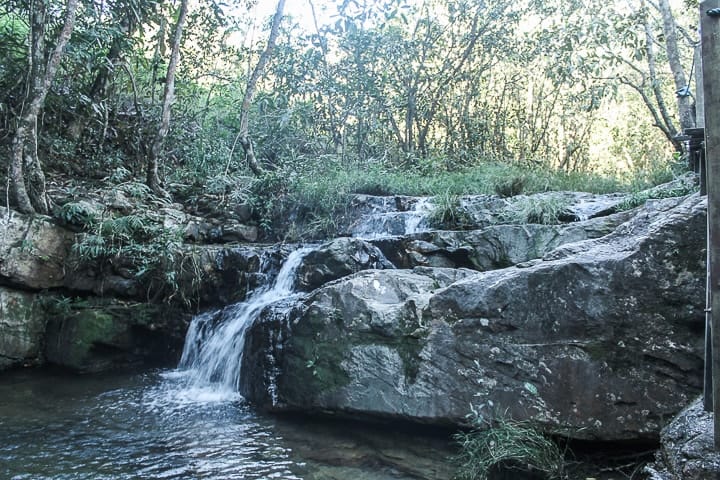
[641,2,680,149]
[656,0,695,131]
[10,0,78,214]
[235,0,286,176]
[147,0,189,195]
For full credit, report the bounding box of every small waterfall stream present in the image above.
[348,197,433,238]
[178,247,311,397]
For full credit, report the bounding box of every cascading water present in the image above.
[177,247,311,397]
[349,197,434,239]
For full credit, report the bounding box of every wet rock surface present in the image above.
[244,194,706,441]
[0,287,49,369]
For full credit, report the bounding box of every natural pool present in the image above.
[0,368,455,480]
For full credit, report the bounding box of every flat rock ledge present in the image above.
[645,397,720,480]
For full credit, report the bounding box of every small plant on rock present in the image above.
[500,196,571,225]
[454,412,565,480]
[429,191,474,230]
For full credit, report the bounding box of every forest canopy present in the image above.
[0,0,699,220]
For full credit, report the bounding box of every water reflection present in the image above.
[0,369,453,480]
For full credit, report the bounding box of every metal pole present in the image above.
[701,0,720,449]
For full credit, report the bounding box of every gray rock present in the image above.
[243,194,706,441]
[0,287,48,370]
[0,208,74,289]
[102,189,134,214]
[645,397,720,480]
[221,223,258,243]
[371,210,633,271]
[296,237,395,291]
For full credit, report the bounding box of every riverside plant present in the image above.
[428,191,474,230]
[499,196,572,225]
[453,413,565,480]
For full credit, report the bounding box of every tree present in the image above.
[10,0,79,214]
[233,0,286,176]
[656,0,694,131]
[147,0,189,194]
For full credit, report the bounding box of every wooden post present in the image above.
[701,0,720,449]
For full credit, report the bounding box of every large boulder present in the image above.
[295,237,394,291]
[0,208,74,289]
[0,287,48,369]
[243,194,706,441]
[44,299,185,372]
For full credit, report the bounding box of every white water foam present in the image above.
[176,248,311,400]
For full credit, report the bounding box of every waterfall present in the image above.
[349,197,433,239]
[177,247,311,397]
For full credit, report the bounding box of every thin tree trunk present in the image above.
[10,0,78,214]
[147,0,189,195]
[234,0,286,176]
[656,0,695,131]
[642,11,680,149]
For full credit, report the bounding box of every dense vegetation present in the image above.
[0,0,699,238]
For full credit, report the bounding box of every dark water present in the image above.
[0,369,454,480]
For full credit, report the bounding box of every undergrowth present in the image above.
[57,190,201,308]
[230,154,681,239]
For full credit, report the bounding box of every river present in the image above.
[0,368,455,480]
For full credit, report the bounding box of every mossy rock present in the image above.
[44,299,175,372]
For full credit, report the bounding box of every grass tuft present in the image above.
[454,414,565,480]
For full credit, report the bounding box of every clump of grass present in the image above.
[500,196,571,225]
[428,191,474,230]
[454,415,565,480]
[615,183,698,212]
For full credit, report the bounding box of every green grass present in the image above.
[278,154,677,199]
[614,182,698,212]
[499,196,572,225]
[222,153,685,239]
[454,414,565,480]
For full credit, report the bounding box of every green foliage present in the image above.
[500,196,572,225]
[428,191,473,230]
[454,413,565,480]
[55,201,100,228]
[615,182,698,212]
[67,204,191,306]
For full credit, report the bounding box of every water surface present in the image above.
[0,369,454,480]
